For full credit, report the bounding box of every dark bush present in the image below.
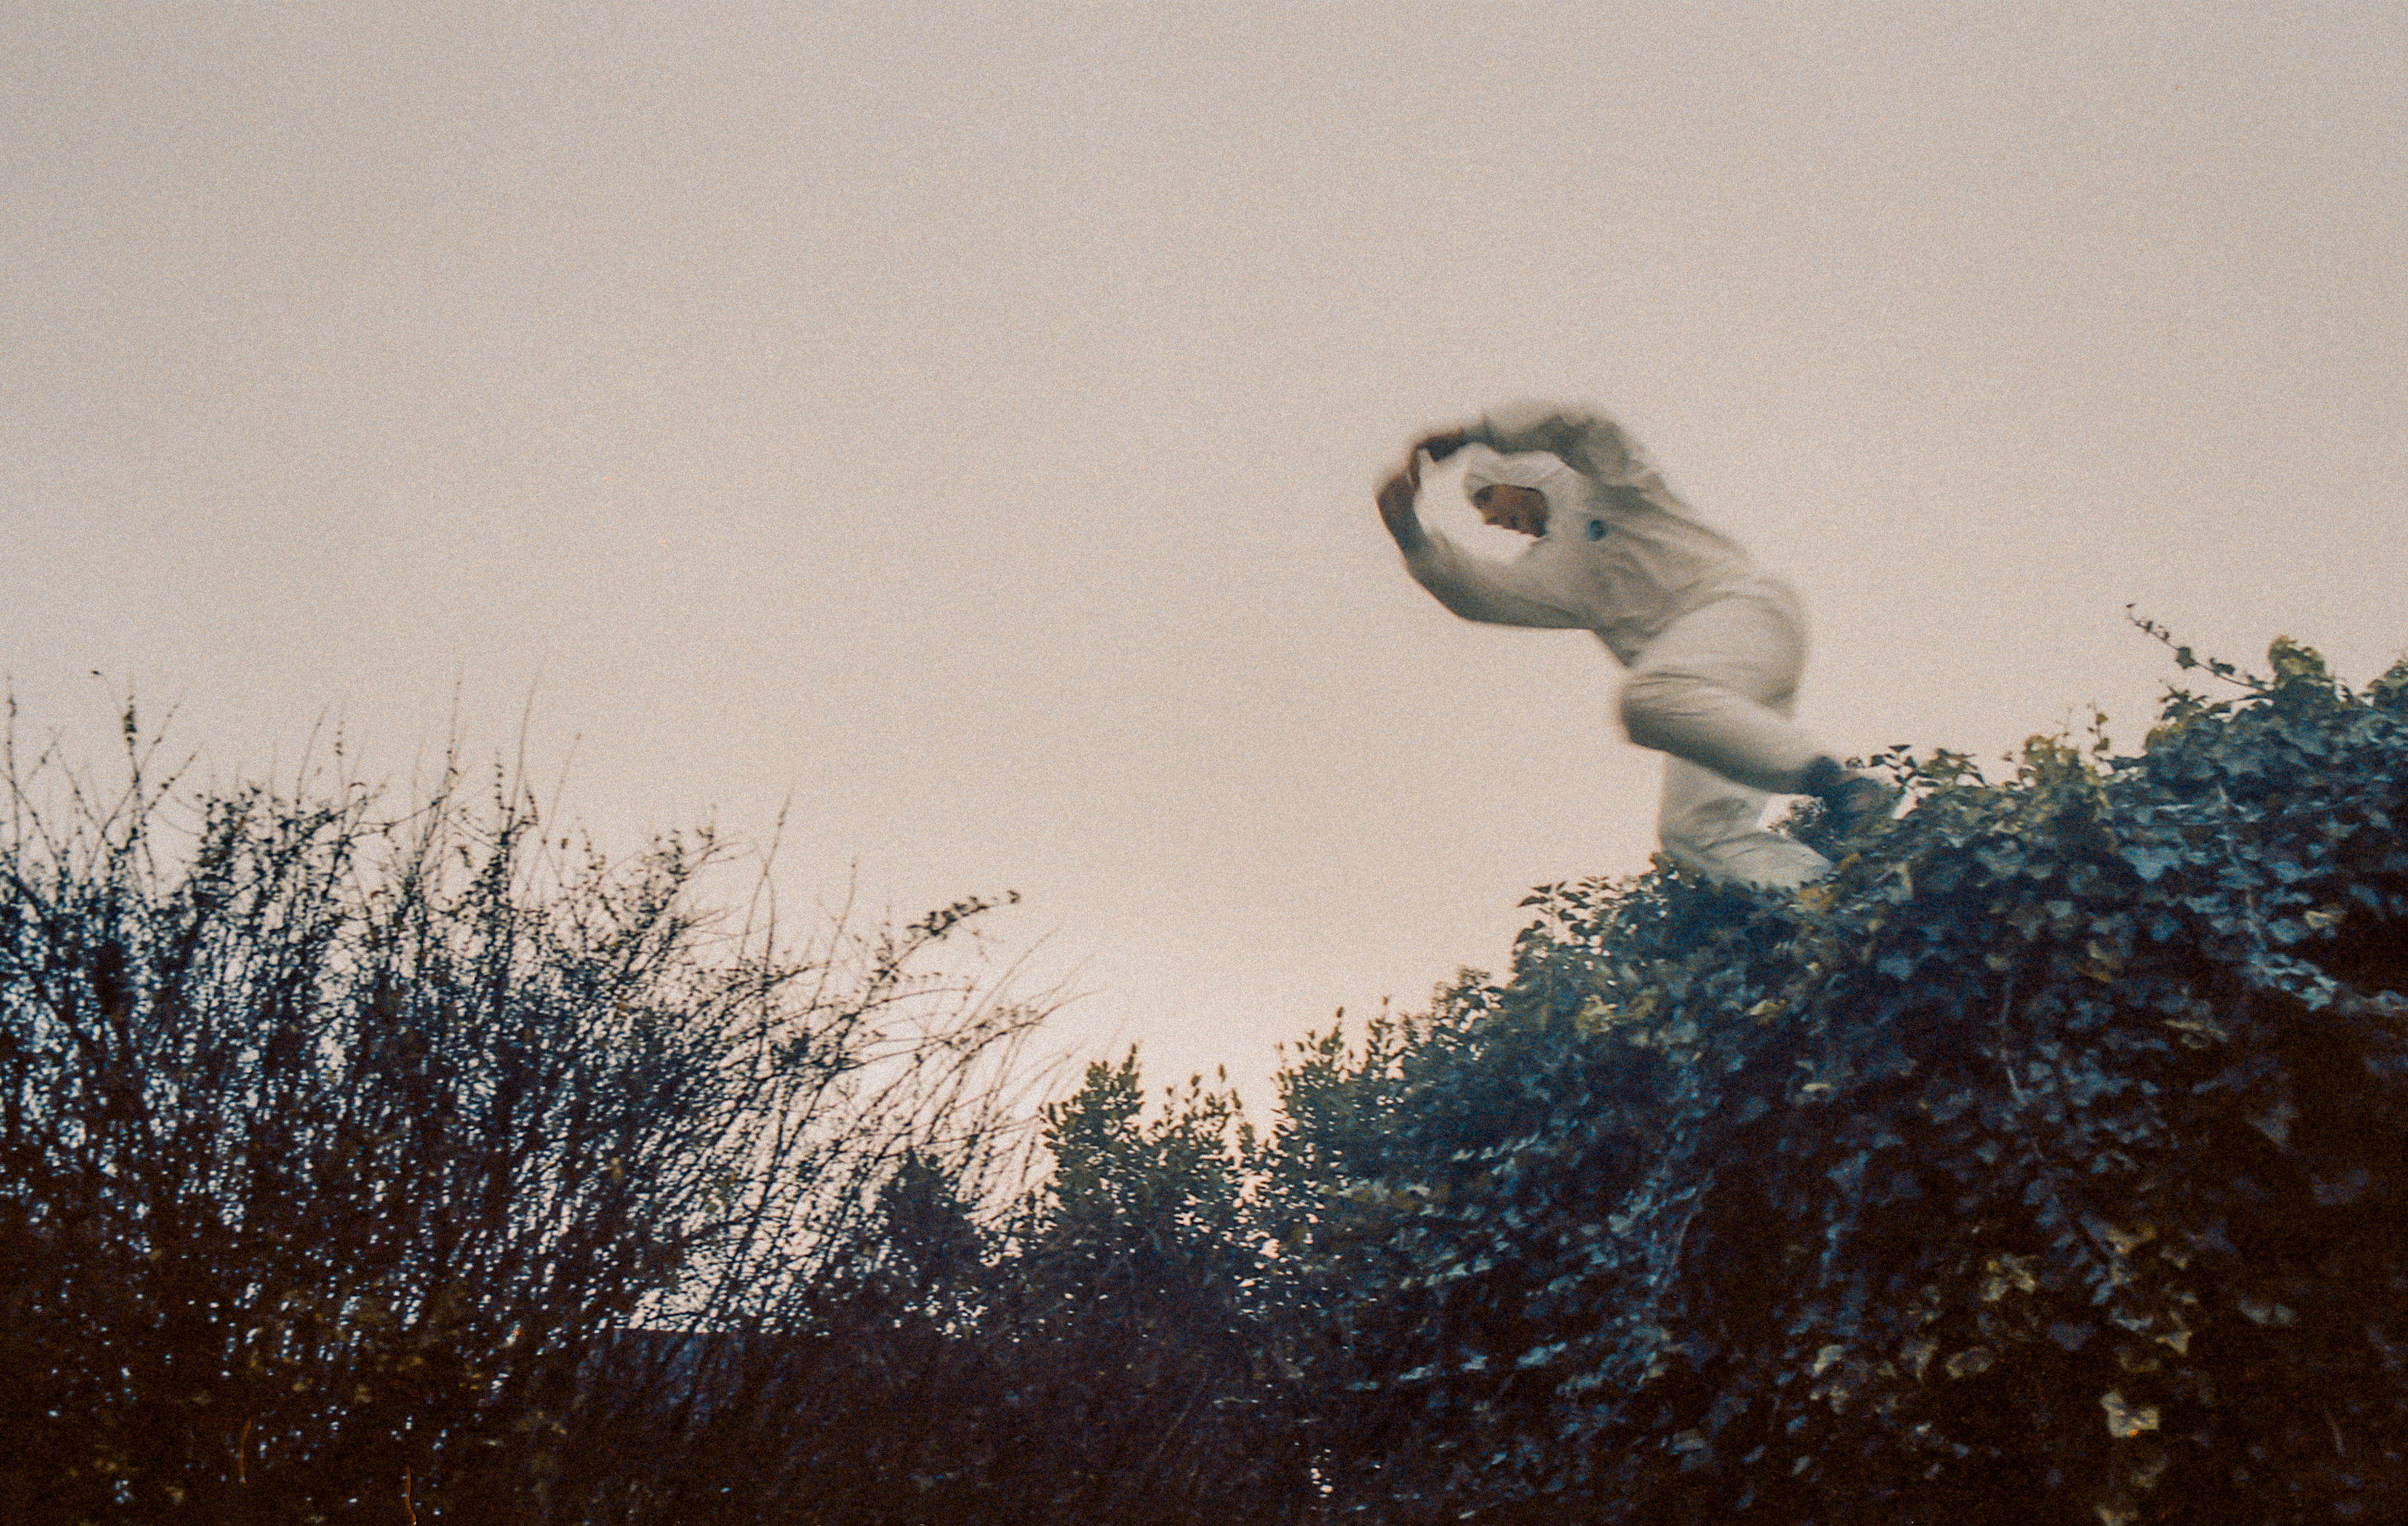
[626,1053,1313,1525]
[1270,636,2408,1525]
[0,716,1045,1523]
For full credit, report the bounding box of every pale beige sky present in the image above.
[7,1,2404,1105]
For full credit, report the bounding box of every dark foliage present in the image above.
[0,717,1043,1523]
[14,627,2408,1526]
[569,1056,1316,1525]
[1277,636,2408,1525]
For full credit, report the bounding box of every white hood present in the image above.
[1459,448,1596,523]
[1461,400,1686,518]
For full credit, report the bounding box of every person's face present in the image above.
[1473,482,1550,537]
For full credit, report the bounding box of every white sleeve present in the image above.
[1467,403,1630,487]
[1398,527,1583,630]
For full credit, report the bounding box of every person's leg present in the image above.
[1619,581,1825,794]
[1618,580,1820,784]
[1620,582,1837,887]
[1657,754,1831,888]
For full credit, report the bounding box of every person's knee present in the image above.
[1619,669,1699,753]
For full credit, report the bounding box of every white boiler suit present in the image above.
[1393,403,1834,889]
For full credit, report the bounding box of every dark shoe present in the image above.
[1802,756,1897,833]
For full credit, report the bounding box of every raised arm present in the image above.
[1375,432,1581,630]
[1463,401,1659,497]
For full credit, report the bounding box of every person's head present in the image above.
[1461,450,1581,538]
[1467,404,1692,520]
[1471,482,1549,537]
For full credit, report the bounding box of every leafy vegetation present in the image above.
[1264,631,2408,1525]
[8,630,2407,1524]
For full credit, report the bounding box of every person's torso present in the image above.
[1521,493,1759,663]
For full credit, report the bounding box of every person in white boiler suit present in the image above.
[1375,401,1890,890]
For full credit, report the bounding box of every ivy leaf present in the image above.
[2122,843,2185,883]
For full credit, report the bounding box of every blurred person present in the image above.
[1375,401,1890,890]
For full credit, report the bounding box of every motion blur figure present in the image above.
[1375,401,1889,889]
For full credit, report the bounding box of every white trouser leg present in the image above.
[1620,581,1833,889]
[1654,754,1829,888]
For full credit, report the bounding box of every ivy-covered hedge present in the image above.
[1279,638,2408,1525]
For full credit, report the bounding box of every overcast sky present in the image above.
[7,1,2403,1109]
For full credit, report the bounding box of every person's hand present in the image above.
[1377,445,1427,542]
[1377,470,1421,542]
[1376,429,1467,542]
